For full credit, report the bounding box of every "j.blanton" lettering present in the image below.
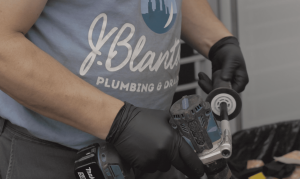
[79,13,180,76]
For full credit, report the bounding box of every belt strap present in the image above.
[0,117,7,136]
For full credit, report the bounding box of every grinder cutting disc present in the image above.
[206,87,242,121]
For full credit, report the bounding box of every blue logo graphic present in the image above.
[141,0,178,34]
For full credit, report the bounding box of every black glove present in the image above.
[198,36,249,94]
[106,102,204,179]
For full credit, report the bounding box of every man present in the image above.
[0,0,248,178]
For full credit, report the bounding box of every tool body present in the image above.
[169,92,235,163]
[170,94,234,179]
[170,70,241,179]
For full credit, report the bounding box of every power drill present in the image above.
[74,70,241,179]
[169,70,241,179]
[74,142,134,179]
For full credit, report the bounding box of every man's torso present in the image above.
[0,0,183,149]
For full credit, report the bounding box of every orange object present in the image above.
[247,160,265,169]
[274,151,300,165]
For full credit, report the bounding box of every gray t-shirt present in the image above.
[0,0,182,149]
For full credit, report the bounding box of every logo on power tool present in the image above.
[77,172,87,179]
[86,167,95,179]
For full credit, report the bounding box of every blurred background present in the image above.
[175,0,300,134]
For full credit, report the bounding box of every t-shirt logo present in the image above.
[141,0,178,34]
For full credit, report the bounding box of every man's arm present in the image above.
[0,2,206,176]
[181,0,249,93]
[0,0,124,140]
[181,0,232,58]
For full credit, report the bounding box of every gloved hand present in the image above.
[106,102,204,179]
[198,36,249,94]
